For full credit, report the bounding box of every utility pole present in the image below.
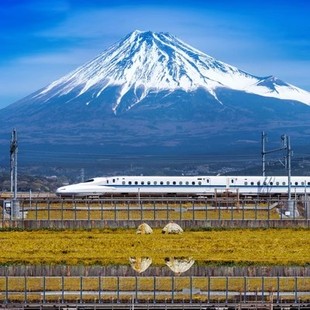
[282,135,295,216]
[81,168,85,183]
[261,132,287,176]
[10,129,20,219]
[262,132,267,177]
[261,132,294,216]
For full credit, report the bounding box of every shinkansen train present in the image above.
[56,175,310,196]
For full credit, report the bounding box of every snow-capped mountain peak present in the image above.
[36,30,310,112]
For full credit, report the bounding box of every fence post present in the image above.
[190,276,193,304]
[61,199,64,226]
[225,276,228,304]
[171,276,174,303]
[192,199,195,220]
[153,276,156,303]
[141,198,144,221]
[294,276,298,303]
[153,200,156,220]
[179,201,182,221]
[276,276,280,303]
[135,276,138,302]
[242,201,245,221]
[5,275,8,304]
[117,276,120,303]
[74,198,77,221]
[207,276,211,303]
[127,200,130,221]
[47,200,51,225]
[87,199,91,224]
[80,276,83,303]
[43,276,46,304]
[100,199,104,222]
[24,275,27,303]
[114,201,117,221]
[61,275,64,303]
[262,276,265,302]
[243,276,247,303]
[98,275,101,303]
[35,199,38,223]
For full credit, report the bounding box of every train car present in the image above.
[55,175,310,197]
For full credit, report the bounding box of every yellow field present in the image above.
[0,228,309,266]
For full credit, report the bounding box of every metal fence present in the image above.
[0,275,309,305]
[3,195,310,221]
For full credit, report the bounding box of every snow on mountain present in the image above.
[34,30,310,113]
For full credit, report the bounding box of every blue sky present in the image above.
[0,0,309,109]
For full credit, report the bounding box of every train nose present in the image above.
[56,186,67,195]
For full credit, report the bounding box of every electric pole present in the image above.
[10,129,20,219]
[262,131,267,177]
[261,132,295,217]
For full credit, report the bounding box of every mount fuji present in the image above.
[1,30,310,158]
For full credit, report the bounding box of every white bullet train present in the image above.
[56,175,310,196]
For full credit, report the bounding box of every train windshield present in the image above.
[84,179,94,183]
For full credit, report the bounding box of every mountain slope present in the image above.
[1,30,310,159]
[8,30,310,114]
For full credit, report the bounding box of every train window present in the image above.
[301,182,305,186]
[198,181,202,185]
[231,179,234,183]
[295,182,298,186]
[141,181,144,185]
[257,181,260,186]
[179,181,183,185]
[263,182,267,186]
[147,181,151,185]
[186,181,189,185]
[173,181,176,185]
[251,182,254,186]
[276,182,279,186]
[160,181,163,185]
[122,181,125,185]
[85,179,94,183]
[282,182,286,186]
[154,181,157,185]
[192,181,195,185]
[107,180,109,184]
[167,181,170,185]
[135,181,138,185]
[244,182,248,186]
[128,181,132,185]
[113,179,115,183]
[207,179,210,183]
[270,182,273,186]
[308,182,310,186]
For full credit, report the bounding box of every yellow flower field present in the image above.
[0,228,309,266]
